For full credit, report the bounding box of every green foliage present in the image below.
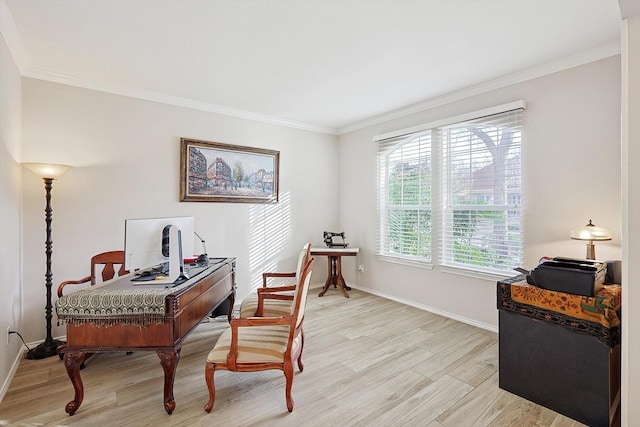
[386,209,431,258]
[386,159,432,258]
[381,124,521,271]
[450,208,518,270]
[388,163,431,205]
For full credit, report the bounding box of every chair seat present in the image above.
[204,255,315,414]
[207,325,301,364]
[239,291,295,318]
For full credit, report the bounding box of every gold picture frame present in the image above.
[180,138,279,203]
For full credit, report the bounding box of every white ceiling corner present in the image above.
[2,0,622,135]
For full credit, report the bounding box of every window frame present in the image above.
[378,131,433,263]
[375,100,525,278]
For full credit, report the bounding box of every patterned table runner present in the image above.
[497,275,621,347]
[56,261,225,326]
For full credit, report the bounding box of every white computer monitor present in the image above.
[124,216,195,273]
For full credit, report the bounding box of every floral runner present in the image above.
[497,275,621,347]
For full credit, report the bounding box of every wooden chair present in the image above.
[57,250,128,361]
[204,257,315,413]
[57,250,128,297]
[238,243,311,318]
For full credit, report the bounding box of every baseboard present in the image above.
[0,346,25,405]
[346,282,498,333]
[191,280,497,334]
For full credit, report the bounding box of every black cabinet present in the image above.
[499,310,620,426]
[497,276,621,426]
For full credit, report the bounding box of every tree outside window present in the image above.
[377,105,523,275]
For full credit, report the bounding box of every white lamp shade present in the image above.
[23,163,71,179]
[570,220,612,241]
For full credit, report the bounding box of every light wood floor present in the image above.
[0,288,586,427]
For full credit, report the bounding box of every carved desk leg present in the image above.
[63,351,87,415]
[318,257,335,297]
[335,257,350,298]
[226,290,236,323]
[157,348,181,414]
[319,255,351,297]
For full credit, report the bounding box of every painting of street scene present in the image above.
[180,138,279,203]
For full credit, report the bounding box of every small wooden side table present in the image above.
[310,247,359,298]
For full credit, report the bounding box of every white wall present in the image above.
[0,32,23,398]
[338,56,622,330]
[20,79,338,343]
[621,15,640,427]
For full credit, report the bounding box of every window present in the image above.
[378,132,432,262]
[376,101,524,275]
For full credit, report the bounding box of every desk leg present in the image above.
[64,351,87,415]
[319,257,335,297]
[226,290,236,323]
[318,256,350,298]
[335,257,350,298]
[158,348,181,414]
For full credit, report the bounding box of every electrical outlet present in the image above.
[6,326,10,345]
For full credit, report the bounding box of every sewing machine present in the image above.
[323,231,349,248]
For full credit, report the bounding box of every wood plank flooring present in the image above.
[0,288,586,427]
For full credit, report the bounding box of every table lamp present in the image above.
[23,162,71,359]
[570,219,611,260]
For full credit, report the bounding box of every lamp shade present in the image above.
[570,219,612,241]
[23,163,71,179]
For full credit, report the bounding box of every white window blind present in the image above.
[438,109,523,274]
[377,131,432,262]
[376,101,524,275]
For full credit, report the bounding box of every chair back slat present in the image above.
[295,262,314,329]
[294,243,311,281]
[290,258,315,328]
[90,250,127,285]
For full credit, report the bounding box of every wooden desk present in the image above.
[310,247,359,298]
[56,258,236,416]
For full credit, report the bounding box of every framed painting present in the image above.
[180,138,279,203]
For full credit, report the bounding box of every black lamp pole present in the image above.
[26,177,65,359]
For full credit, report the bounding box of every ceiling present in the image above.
[1,0,622,135]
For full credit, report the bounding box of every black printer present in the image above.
[529,257,606,297]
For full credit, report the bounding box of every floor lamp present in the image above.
[23,162,71,359]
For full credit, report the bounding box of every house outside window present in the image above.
[376,101,524,276]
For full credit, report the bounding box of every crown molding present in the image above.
[16,39,621,137]
[336,41,621,135]
[0,0,28,73]
[0,0,336,135]
[22,68,337,135]
[1,0,620,138]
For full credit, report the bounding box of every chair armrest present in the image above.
[57,276,91,298]
[231,316,291,327]
[256,287,295,316]
[227,316,292,368]
[257,285,296,294]
[262,271,296,287]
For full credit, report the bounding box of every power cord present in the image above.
[8,331,34,358]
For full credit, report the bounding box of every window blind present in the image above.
[377,131,432,262]
[376,101,524,275]
[437,109,523,273]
